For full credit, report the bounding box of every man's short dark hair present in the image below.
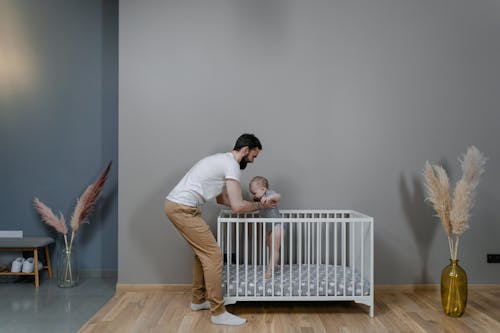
[233,133,262,151]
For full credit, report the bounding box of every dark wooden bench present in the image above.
[0,237,55,287]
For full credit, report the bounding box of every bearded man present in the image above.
[164,133,275,326]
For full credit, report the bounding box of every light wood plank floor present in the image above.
[78,285,500,333]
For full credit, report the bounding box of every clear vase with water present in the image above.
[57,248,79,288]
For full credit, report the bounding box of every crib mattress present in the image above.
[222,264,370,297]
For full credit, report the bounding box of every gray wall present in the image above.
[0,0,118,271]
[119,0,500,284]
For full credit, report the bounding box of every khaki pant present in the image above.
[164,200,225,315]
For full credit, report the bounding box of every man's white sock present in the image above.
[190,301,210,311]
[210,311,246,326]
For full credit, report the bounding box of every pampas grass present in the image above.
[68,161,112,251]
[33,162,112,284]
[34,198,70,251]
[423,146,486,260]
[33,198,68,235]
[424,162,452,236]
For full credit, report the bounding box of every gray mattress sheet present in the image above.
[222,264,370,297]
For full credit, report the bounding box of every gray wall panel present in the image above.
[119,0,500,284]
[0,0,118,271]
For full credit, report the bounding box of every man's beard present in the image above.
[239,159,248,170]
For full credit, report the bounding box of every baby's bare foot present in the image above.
[265,268,275,279]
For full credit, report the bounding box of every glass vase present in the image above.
[441,259,467,317]
[57,248,79,288]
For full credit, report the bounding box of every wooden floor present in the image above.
[78,285,500,333]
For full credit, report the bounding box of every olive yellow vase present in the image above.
[441,259,467,317]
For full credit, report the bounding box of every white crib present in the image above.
[217,209,374,317]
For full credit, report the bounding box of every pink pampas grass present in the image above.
[34,198,68,235]
[70,162,112,234]
[33,162,112,285]
[68,161,112,249]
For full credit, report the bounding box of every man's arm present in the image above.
[217,179,276,213]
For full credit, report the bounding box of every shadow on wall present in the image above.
[267,174,300,210]
[373,231,409,285]
[129,179,194,283]
[399,172,438,284]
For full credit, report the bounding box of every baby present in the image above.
[249,176,282,279]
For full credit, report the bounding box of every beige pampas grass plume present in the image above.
[423,161,452,236]
[450,146,487,236]
[450,180,471,235]
[460,145,486,192]
[424,146,487,260]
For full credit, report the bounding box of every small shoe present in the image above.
[21,258,34,273]
[10,257,25,273]
[191,300,210,311]
[210,311,246,326]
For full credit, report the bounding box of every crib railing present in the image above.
[217,210,374,317]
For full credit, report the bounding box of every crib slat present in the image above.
[236,222,239,297]
[226,223,230,297]
[245,221,248,296]
[352,223,355,296]
[371,217,374,316]
[268,222,276,296]
[334,222,337,296]
[254,223,257,297]
[326,222,329,296]
[361,222,364,296]
[281,222,284,297]
[262,222,265,295]
[289,220,293,297]
[342,221,346,296]
[316,222,320,296]
[307,222,311,297]
[298,222,302,296]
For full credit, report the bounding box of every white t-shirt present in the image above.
[166,152,241,207]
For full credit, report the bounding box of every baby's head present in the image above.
[249,176,269,201]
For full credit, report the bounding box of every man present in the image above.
[164,133,275,326]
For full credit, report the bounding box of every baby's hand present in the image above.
[261,196,277,208]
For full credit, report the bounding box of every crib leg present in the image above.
[223,297,237,306]
[355,300,374,318]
